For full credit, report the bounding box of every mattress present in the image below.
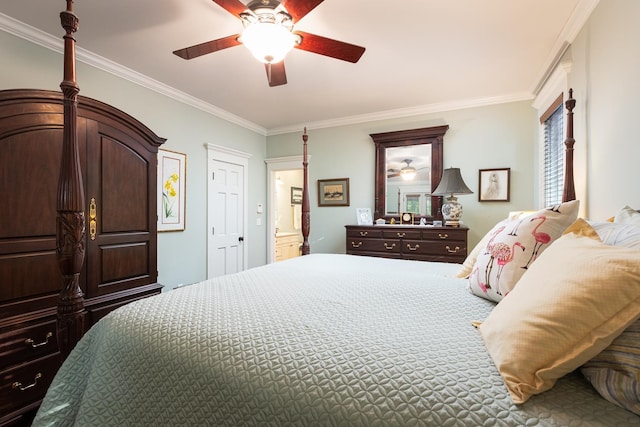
[33,254,640,426]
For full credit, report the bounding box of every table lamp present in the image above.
[432,167,473,226]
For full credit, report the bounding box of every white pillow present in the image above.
[467,200,579,302]
[614,205,640,224]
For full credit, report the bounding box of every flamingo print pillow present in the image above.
[467,200,579,302]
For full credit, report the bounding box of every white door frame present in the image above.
[206,143,251,278]
[265,155,308,263]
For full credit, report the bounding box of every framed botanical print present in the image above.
[158,149,187,231]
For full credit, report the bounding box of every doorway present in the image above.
[265,156,306,263]
[206,143,251,278]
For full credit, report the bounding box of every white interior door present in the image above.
[207,144,250,278]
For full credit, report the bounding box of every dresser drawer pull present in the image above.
[359,231,368,236]
[438,233,449,240]
[12,373,42,392]
[446,245,461,253]
[406,244,420,251]
[396,232,406,238]
[351,241,363,248]
[384,243,396,250]
[25,332,53,348]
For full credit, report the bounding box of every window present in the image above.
[540,94,564,207]
[405,194,420,213]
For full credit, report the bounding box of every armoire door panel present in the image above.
[99,242,149,283]
[98,134,149,233]
[1,129,62,238]
[0,251,63,301]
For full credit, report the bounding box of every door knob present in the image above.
[238,236,244,242]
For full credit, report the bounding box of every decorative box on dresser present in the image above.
[0,90,165,426]
[345,225,468,263]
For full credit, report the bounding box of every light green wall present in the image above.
[267,101,538,251]
[3,0,637,284]
[0,30,268,290]
[567,0,640,219]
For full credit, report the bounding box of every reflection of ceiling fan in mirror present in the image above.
[172,0,366,87]
[387,159,429,181]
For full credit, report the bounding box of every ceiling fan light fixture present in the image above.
[241,22,296,64]
[400,166,417,181]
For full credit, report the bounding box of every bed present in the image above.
[30,2,640,426]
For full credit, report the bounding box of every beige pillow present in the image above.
[562,218,600,239]
[479,233,640,404]
[455,229,494,279]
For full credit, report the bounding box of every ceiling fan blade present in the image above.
[265,62,287,87]
[281,0,324,22]
[211,0,248,17]
[173,34,242,60]
[295,31,365,63]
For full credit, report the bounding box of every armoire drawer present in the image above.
[0,352,61,418]
[0,319,58,368]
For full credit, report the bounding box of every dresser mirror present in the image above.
[371,125,449,222]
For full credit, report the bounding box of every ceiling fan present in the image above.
[173,0,366,87]
[387,159,428,181]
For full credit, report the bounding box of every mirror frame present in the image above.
[371,125,449,222]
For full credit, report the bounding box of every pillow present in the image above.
[455,224,499,279]
[590,220,640,249]
[467,200,579,302]
[581,318,640,415]
[577,218,640,414]
[478,233,640,404]
[614,205,640,224]
[562,218,600,239]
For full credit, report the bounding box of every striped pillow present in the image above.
[581,319,640,415]
[580,219,640,414]
[590,221,640,248]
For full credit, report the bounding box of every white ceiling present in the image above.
[0,0,595,135]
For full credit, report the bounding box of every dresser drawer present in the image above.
[0,319,58,368]
[382,229,421,239]
[421,229,467,241]
[0,352,60,418]
[347,238,401,254]
[346,228,383,238]
[403,239,467,257]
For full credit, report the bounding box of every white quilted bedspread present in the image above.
[34,254,640,426]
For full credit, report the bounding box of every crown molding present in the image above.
[530,0,600,95]
[266,91,533,136]
[0,12,267,136]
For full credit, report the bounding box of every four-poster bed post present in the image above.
[301,128,311,255]
[562,88,576,203]
[56,0,87,360]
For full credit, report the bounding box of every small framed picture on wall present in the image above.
[291,186,303,205]
[478,168,510,202]
[317,178,350,207]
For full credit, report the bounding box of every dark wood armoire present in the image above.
[0,89,165,425]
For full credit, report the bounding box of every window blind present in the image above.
[543,102,564,207]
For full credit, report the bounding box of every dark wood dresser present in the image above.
[0,90,165,426]
[345,225,468,263]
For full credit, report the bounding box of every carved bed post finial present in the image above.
[562,88,576,202]
[57,0,86,360]
[301,127,311,255]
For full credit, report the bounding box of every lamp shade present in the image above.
[432,168,473,196]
